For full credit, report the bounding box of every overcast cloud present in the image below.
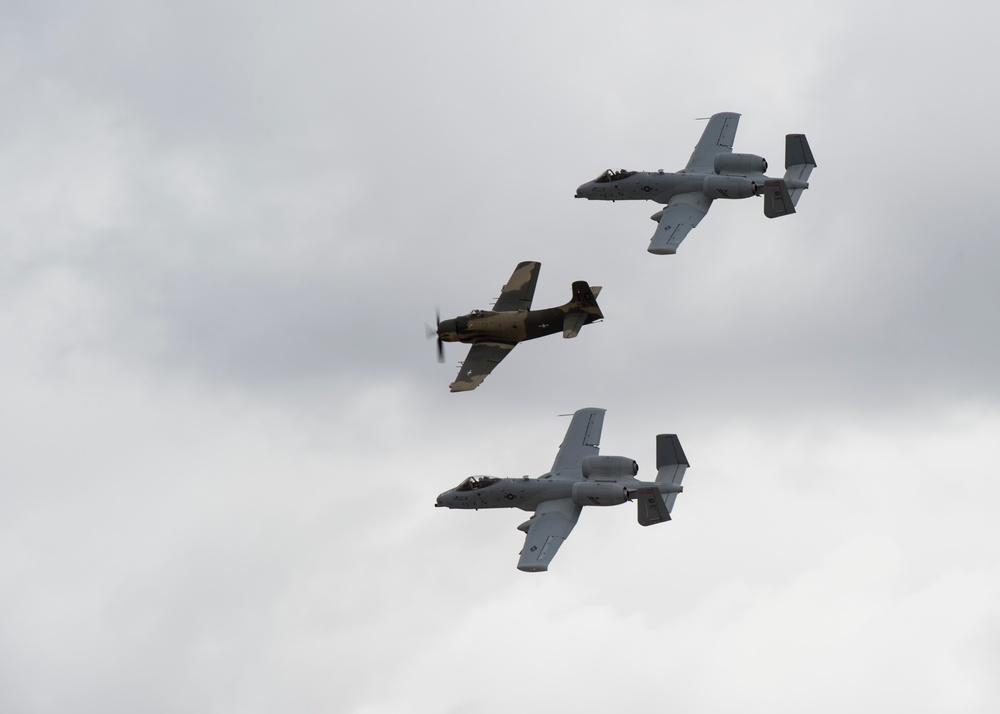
[2,1,999,712]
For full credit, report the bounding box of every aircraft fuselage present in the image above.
[435,473,655,512]
[437,307,593,345]
[575,170,808,204]
[436,471,680,511]
[436,475,570,512]
[576,171,700,203]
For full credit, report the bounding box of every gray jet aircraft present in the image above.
[575,112,816,255]
[435,261,603,392]
[435,407,689,571]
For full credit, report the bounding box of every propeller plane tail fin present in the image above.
[562,281,603,338]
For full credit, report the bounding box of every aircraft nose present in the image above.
[437,318,457,338]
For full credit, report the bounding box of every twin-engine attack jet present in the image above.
[435,407,689,572]
[575,112,817,255]
[435,261,603,392]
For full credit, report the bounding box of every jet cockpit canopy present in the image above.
[594,169,636,183]
[456,476,500,492]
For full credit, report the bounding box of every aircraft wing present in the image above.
[684,112,740,173]
[648,192,714,255]
[517,499,582,572]
[449,341,516,392]
[550,407,605,472]
[491,261,541,312]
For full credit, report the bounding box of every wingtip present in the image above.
[517,564,548,573]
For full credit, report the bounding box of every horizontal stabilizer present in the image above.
[762,179,795,219]
[636,486,670,526]
[563,311,586,339]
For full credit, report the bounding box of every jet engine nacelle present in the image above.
[703,175,758,199]
[713,153,767,175]
[571,481,629,506]
[581,455,638,479]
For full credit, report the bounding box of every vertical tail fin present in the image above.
[654,434,689,513]
[784,133,816,171]
[567,280,602,312]
[636,487,670,526]
[783,134,816,207]
[762,179,796,218]
[562,281,603,338]
[637,434,689,526]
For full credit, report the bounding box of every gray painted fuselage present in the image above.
[576,171,706,204]
[435,466,681,513]
[437,475,576,512]
[575,169,807,204]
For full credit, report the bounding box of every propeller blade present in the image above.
[430,308,445,362]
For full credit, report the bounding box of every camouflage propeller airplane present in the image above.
[435,407,689,572]
[433,261,603,392]
[575,111,817,255]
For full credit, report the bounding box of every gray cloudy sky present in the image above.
[2,1,1000,712]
